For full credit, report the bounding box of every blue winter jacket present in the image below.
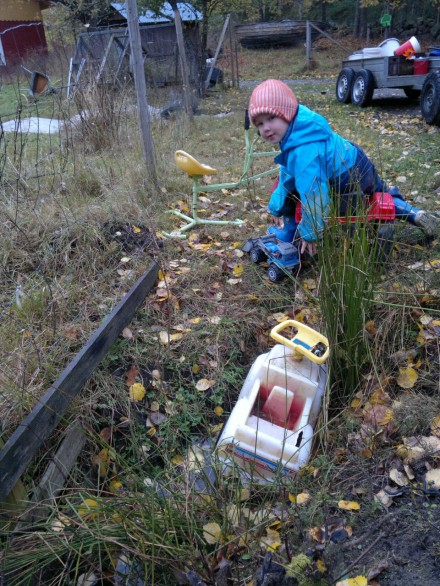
[269,104,358,242]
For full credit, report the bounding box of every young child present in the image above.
[248,79,437,256]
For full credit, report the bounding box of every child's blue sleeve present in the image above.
[267,168,296,217]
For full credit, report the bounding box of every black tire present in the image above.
[375,222,395,262]
[267,264,284,282]
[351,69,375,107]
[250,247,266,264]
[420,72,440,126]
[403,87,421,100]
[336,67,355,103]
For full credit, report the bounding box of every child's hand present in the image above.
[300,239,318,256]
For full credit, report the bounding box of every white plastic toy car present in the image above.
[216,320,329,483]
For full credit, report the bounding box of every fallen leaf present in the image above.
[78,498,99,519]
[125,364,140,386]
[296,492,311,506]
[214,405,224,416]
[374,489,393,508]
[122,328,133,340]
[196,378,214,391]
[233,264,244,277]
[203,522,222,544]
[397,367,418,389]
[431,413,440,437]
[389,468,409,487]
[335,576,367,586]
[129,383,146,401]
[338,500,360,511]
[425,469,440,489]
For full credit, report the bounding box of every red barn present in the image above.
[0,0,52,65]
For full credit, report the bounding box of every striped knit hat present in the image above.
[248,79,298,125]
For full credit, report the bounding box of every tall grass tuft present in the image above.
[317,196,387,412]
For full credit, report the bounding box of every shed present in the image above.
[0,0,52,65]
[70,3,203,89]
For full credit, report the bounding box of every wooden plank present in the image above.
[15,422,86,528]
[308,22,348,51]
[96,34,115,82]
[0,261,159,501]
[205,14,230,91]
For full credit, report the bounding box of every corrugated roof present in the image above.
[111,2,202,23]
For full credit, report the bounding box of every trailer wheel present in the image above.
[336,67,355,103]
[250,247,265,264]
[403,87,421,100]
[351,69,375,107]
[421,72,440,125]
[267,264,284,282]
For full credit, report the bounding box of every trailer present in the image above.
[336,45,440,125]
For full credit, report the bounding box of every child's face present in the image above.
[253,113,289,144]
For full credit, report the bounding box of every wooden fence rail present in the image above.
[0,261,159,502]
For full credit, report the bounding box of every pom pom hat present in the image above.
[248,79,299,125]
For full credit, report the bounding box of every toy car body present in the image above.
[242,234,300,281]
[216,321,329,484]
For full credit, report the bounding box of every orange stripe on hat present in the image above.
[248,79,298,125]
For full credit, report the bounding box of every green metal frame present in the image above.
[164,119,280,238]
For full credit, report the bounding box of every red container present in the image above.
[414,59,429,75]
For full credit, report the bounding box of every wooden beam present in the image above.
[14,422,86,528]
[205,14,230,91]
[0,262,159,502]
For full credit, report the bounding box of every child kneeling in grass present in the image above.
[248,79,437,256]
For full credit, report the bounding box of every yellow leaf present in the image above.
[335,577,367,586]
[196,378,214,391]
[288,493,296,503]
[316,559,326,573]
[189,317,201,324]
[78,498,99,519]
[296,492,311,506]
[192,363,200,374]
[51,513,72,532]
[396,367,418,389]
[233,264,244,277]
[159,331,182,344]
[171,455,184,466]
[132,225,141,234]
[214,405,224,416]
[203,522,222,544]
[338,500,360,511]
[146,426,156,436]
[129,383,146,401]
[109,480,123,493]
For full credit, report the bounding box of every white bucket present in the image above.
[378,38,401,56]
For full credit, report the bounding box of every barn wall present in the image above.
[0,0,48,63]
[0,21,48,63]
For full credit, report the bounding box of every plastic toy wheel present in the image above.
[250,247,266,264]
[421,72,440,126]
[375,222,395,262]
[336,67,355,103]
[267,264,284,282]
[351,69,375,107]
